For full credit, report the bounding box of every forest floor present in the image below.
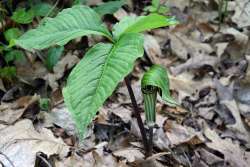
[1,0,250,167]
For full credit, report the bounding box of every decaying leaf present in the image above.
[108,104,133,124]
[214,79,250,143]
[164,120,201,147]
[232,0,250,28]
[113,147,145,163]
[44,51,80,90]
[169,72,213,100]
[168,33,214,60]
[221,28,249,46]
[192,148,224,166]
[117,81,143,104]
[0,79,6,92]
[17,61,48,83]
[56,146,126,167]
[166,0,190,12]
[144,34,163,63]
[0,95,40,124]
[204,126,250,167]
[0,119,69,167]
[49,104,76,135]
[171,54,219,75]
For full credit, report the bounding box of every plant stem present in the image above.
[148,126,154,156]
[124,76,150,157]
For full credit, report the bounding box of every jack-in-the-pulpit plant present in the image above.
[142,65,178,155]
[15,5,177,142]
[142,64,178,127]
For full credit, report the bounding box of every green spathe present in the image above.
[142,65,178,106]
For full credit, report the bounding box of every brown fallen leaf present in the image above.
[171,54,219,75]
[15,94,40,108]
[214,79,250,143]
[93,148,123,167]
[168,32,214,60]
[232,0,250,28]
[194,148,223,166]
[192,148,224,167]
[117,81,143,104]
[144,34,163,62]
[49,104,76,135]
[55,152,94,167]
[17,61,48,83]
[164,120,200,147]
[221,28,249,46]
[204,125,250,167]
[134,153,169,167]
[235,56,250,106]
[153,128,170,150]
[113,147,145,163]
[0,95,40,124]
[169,72,213,100]
[166,0,190,12]
[0,119,69,167]
[44,52,80,90]
[0,104,24,124]
[215,42,228,57]
[113,8,129,21]
[0,79,6,92]
[196,22,216,41]
[108,105,133,124]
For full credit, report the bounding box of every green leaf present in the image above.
[45,46,64,71]
[39,98,51,111]
[33,3,54,17]
[143,6,157,13]
[15,5,112,51]
[63,33,144,138]
[73,0,87,5]
[141,64,178,106]
[94,0,125,16]
[4,28,22,42]
[11,8,35,24]
[0,66,16,79]
[8,39,16,48]
[158,6,169,14]
[5,50,25,64]
[152,0,160,8]
[0,45,5,53]
[112,13,178,40]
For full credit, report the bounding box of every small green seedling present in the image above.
[218,0,228,24]
[39,98,51,111]
[15,5,177,156]
[2,28,25,65]
[45,46,64,71]
[0,27,25,80]
[144,0,169,15]
[10,2,56,24]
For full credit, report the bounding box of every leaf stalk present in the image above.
[124,76,151,157]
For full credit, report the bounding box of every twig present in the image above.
[0,151,15,167]
[35,154,52,167]
[0,161,5,166]
[43,0,59,20]
[124,76,150,157]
